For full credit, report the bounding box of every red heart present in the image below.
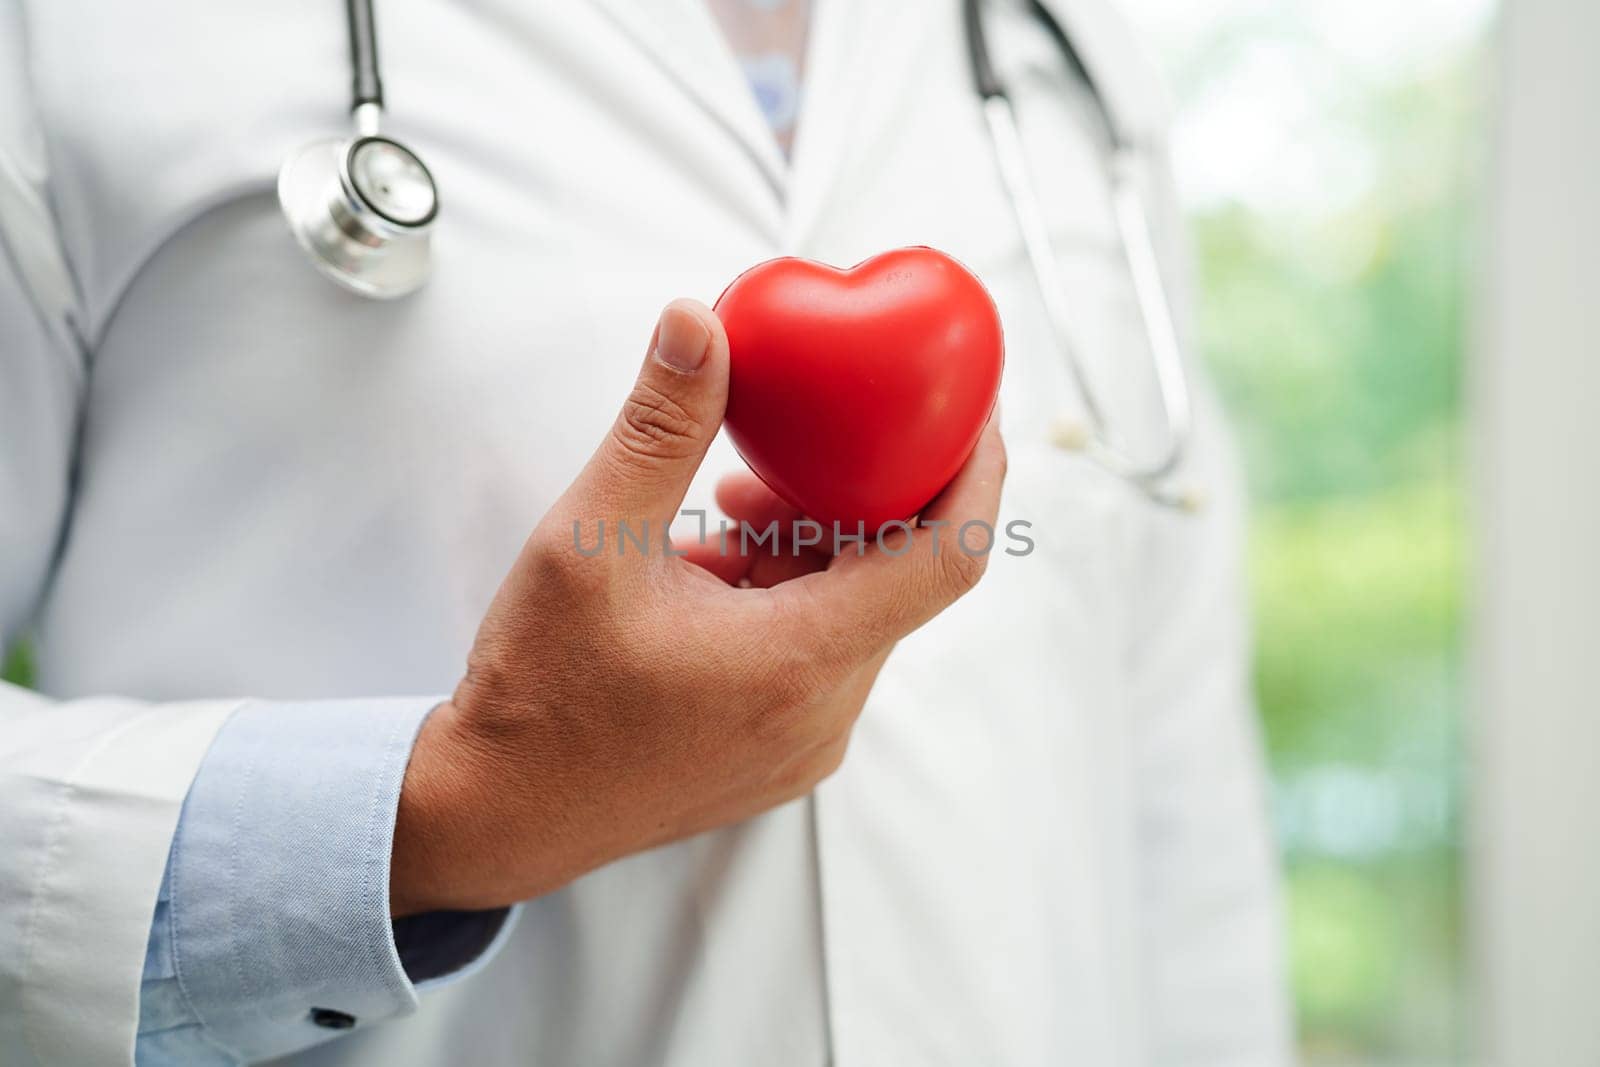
[715,247,1004,532]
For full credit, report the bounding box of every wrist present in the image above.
[390,700,491,917]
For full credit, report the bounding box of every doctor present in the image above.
[0,1,1290,1064]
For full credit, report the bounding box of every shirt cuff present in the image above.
[136,697,516,1064]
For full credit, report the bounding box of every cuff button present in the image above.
[310,1008,358,1030]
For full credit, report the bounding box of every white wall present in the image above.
[1474,1,1600,1063]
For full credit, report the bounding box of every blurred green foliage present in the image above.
[1253,481,1463,767]
[1188,41,1485,1065]
[1,640,34,689]
[1258,484,1466,1058]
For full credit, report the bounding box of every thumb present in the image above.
[566,299,730,528]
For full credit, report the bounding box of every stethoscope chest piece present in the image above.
[278,133,437,299]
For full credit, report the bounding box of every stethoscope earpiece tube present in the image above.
[967,0,1201,511]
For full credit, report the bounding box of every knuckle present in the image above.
[882,579,924,635]
[525,521,570,565]
[817,732,851,779]
[793,733,852,794]
[768,761,813,804]
[722,648,812,742]
[765,652,831,713]
[770,735,850,801]
[525,521,612,601]
[939,542,989,596]
[741,660,835,754]
[528,521,585,576]
[611,382,703,465]
[775,583,862,678]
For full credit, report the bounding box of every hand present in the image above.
[390,300,1006,916]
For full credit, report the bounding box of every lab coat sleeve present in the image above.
[0,258,238,1067]
[135,698,517,1066]
[0,45,244,1064]
[1126,153,1295,1065]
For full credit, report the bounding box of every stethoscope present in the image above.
[965,0,1198,510]
[277,0,438,300]
[278,0,1198,509]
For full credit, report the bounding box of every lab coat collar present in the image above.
[582,0,1171,254]
[780,0,900,251]
[587,0,791,201]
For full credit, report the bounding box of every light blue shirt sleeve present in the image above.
[135,698,519,1065]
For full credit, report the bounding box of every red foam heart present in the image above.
[715,247,1004,532]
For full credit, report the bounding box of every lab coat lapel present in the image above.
[782,0,932,252]
[587,0,790,200]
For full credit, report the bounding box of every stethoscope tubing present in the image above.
[963,0,1199,507]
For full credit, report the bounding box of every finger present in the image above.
[676,532,828,587]
[714,471,804,528]
[770,412,1007,658]
[560,300,730,531]
[678,471,824,586]
[675,537,751,585]
[716,473,836,569]
[747,548,827,588]
[919,404,1005,528]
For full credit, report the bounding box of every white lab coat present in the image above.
[0,1,1292,1064]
